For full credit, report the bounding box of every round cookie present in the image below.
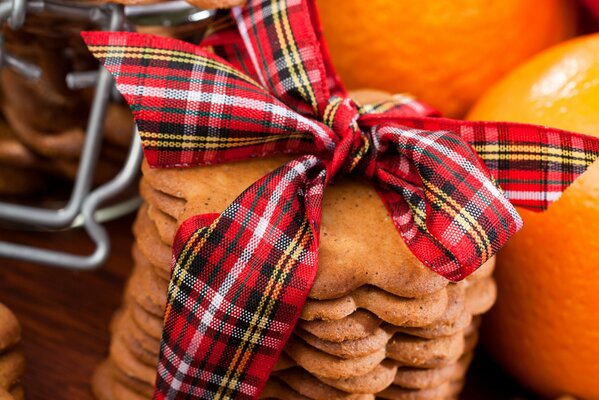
[393,352,473,390]
[146,204,178,247]
[139,178,185,221]
[273,352,295,372]
[125,267,161,319]
[377,379,463,400]
[392,284,472,339]
[3,105,84,160]
[277,367,379,399]
[109,326,157,386]
[0,388,16,400]
[0,120,42,168]
[103,104,134,149]
[91,360,114,400]
[128,300,164,342]
[349,89,396,106]
[465,256,495,282]
[464,277,497,316]
[92,359,149,400]
[128,247,168,318]
[111,360,155,398]
[112,310,159,368]
[295,326,464,368]
[1,67,82,134]
[283,336,386,380]
[296,327,389,359]
[313,360,398,394]
[388,284,485,341]
[0,165,47,195]
[119,308,161,357]
[133,205,173,280]
[0,351,25,391]
[9,385,24,400]
[299,285,448,327]
[0,387,11,400]
[386,331,464,368]
[299,310,382,342]
[392,310,472,341]
[260,376,313,400]
[0,304,20,352]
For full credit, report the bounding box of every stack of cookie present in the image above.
[264,266,493,400]
[93,133,498,399]
[0,19,134,197]
[0,303,24,400]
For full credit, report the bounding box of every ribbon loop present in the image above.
[372,123,523,278]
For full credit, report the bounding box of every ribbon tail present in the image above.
[389,116,599,210]
[155,155,326,400]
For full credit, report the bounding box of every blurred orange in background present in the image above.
[316,0,578,118]
[468,34,599,399]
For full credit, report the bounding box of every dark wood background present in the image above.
[0,213,537,399]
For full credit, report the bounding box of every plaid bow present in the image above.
[82,0,599,398]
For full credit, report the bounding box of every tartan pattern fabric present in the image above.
[162,155,325,399]
[82,0,599,398]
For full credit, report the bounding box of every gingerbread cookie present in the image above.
[92,359,149,400]
[138,178,186,222]
[377,379,463,400]
[145,204,178,247]
[141,157,450,300]
[112,311,159,368]
[277,366,381,399]
[260,376,313,400]
[128,247,168,318]
[283,336,386,379]
[0,351,25,391]
[393,352,473,390]
[299,310,382,343]
[296,327,389,359]
[464,277,497,316]
[128,300,164,342]
[386,332,464,368]
[299,285,448,326]
[133,205,173,280]
[313,360,397,394]
[109,325,157,386]
[119,308,160,358]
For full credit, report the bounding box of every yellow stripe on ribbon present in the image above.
[216,218,312,399]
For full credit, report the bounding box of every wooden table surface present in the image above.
[0,212,538,400]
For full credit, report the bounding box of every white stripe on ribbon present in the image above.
[118,83,331,148]
[504,190,562,202]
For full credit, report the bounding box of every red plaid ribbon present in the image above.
[82,0,599,398]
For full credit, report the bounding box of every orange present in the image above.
[316,0,577,118]
[467,34,599,399]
